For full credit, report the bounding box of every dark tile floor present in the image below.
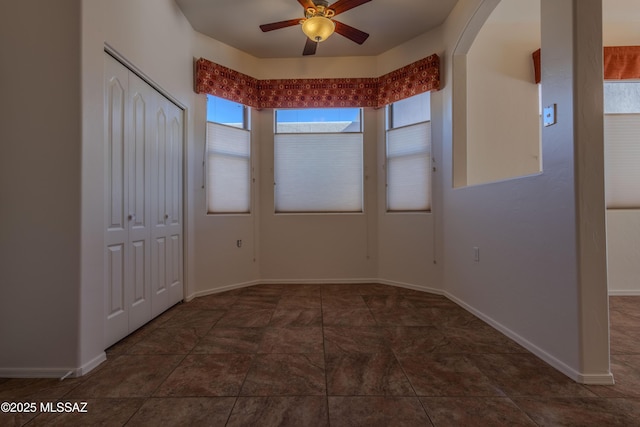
[1,283,640,426]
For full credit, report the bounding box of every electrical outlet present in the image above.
[237,239,242,248]
[473,247,480,262]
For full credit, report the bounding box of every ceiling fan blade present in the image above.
[303,38,318,56]
[260,19,302,32]
[328,0,371,16]
[333,20,369,44]
[298,0,317,10]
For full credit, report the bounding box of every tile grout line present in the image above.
[372,293,436,424]
[321,285,333,427]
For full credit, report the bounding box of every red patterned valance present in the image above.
[257,78,379,109]
[195,60,261,108]
[532,46,640,83]
[377,55,441,106]
[195,55,440,109]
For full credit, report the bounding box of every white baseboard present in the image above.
[186,279,262,300]
[259,277,380,285]
[0,352,107,379]
[76,352,107,377]
[377,278,444,296]
[609,290,640,296]
[444,291,615,385]
[0,368,74,379]
[576,372,617,385]
[188,278,385,299]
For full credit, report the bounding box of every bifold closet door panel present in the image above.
[104,54,131,347]
[150,97,170,317]
[150,95,184,317]
[105,56,154,345]
[126,72,154,333]
[166,99,184,307]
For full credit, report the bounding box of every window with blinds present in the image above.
[206,96,251,214]
[274,108,363,213]
[386,92,432,212]
[604,82,640,209]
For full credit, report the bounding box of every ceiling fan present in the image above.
[259,0,372,56]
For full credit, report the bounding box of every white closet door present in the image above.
[150,99,168,317]
[150,96,184,317]
[104,53,183,347]
[104,54,129,347]
[126,72,153,332]
[166,100,184,307]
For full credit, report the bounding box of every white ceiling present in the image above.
[174,0,459,58]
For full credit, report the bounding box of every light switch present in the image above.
[543,104,557,127]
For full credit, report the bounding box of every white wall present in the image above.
[190,97,261,295]
[0,0,82,376]
[256,57,379,80]
[441,0,610,384]
[374,28,445,291]
[603,0,640,46]
[0,0,205,376]
[255,107,378,284]
[459,0,640,297]
[188,37,383,293]
[188,32,261,295]
[189,29,444,293]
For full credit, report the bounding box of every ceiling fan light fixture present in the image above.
[301,16,335,42]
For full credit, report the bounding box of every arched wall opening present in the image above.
[452,0,541,187]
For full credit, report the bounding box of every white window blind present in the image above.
[386,122,431,211]
[206,122,251,213]
[274,133,363,212]
[390,93,431,128]
[605,114,640,209]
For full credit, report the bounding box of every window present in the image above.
[274,108,363,213]
[386,92,431,212]
[206,96,251,213]
[604,82,640,209]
